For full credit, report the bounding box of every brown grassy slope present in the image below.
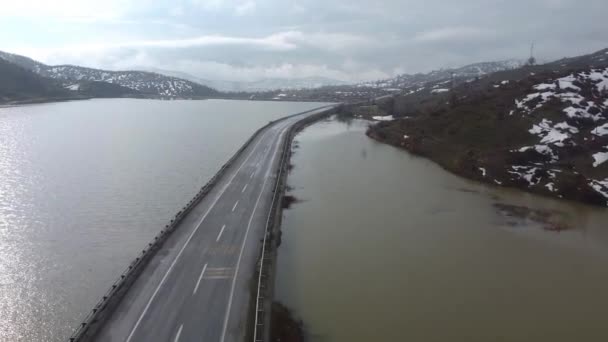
[367,58,608,206]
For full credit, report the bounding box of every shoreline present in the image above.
[0,95,340,108]
[366,127,608,208]
[0,95,93,107]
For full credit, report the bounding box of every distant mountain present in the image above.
[360,60,524,90]
[142,67,349,92]
[0,51,219,98]
[235,77,350,92]
[0,57,70,103]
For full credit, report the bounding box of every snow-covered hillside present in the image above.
[361,60,523,90]
[366,48,608,206]
[508,67,608,202]
[0,51,218,98]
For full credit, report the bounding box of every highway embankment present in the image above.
[68,104,336,342]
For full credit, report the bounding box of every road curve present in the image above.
[91,106,332,342]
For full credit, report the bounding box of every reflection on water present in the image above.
[0,99,327,342]
[275,117,608,342]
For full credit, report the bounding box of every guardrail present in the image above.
[68,104,335,342]
[251,107,336,342]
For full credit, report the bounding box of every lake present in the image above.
[0,98,328,342]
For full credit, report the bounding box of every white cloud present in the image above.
[189,0,257,15]
[169,6,186,17]
[235,1,256,15]
[11,30,372,65]
[0,0,135,20]
[413,27,495,43]
[12,32,299,61]
[2,0,606,83]
[189,0,226,11]
[169,59,386,82]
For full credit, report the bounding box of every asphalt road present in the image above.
[92,106,331,342]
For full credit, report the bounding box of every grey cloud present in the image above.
[7,0,608,82]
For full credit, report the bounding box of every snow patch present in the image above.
[592,123,608,137]
[592,152,608,167]
[528,119,572,146]
[589,179,608,204]
[372,115,395,121]
[508,166,540,187]
[431,88,449,94]
[513,68,607,122]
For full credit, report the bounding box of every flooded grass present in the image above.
[493,203,571,231]
[270,302,304,342]
[282,195,299,209]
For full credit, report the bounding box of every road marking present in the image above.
[232,200,239,212]
[208,245,238,256]
[122,111,326,342]
[193,263,208,295]
[216,224,226,242]
[124,126,271,342]
[250,171,255,178]
[220,124,287,342]
[174,324,183,342]
[242,184,248,193]
[203,267,234,279]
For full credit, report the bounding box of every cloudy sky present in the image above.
[1,0,607,82]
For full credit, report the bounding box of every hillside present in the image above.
[0,58,71,103]
[68,81,142,98]
[260,60,526,103]
[359,60,523,90]
[365,48,608,206]
[0,51,219,98]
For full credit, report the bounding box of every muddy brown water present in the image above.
[275,117,608,342]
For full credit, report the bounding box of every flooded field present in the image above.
[275,117,608,342]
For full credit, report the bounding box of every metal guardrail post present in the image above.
[251,107,336,342]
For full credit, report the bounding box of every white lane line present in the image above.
[174,324,183,342]
[216,224,226,242]
[232,200,239,212]
[124,126,272,342]
[193,263,208,295]
[242,184,248,193]
[250,171,255,178]
[220,123,287,342]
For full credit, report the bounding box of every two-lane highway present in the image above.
[92,107,331,342]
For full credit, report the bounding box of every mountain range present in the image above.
[0,51,218,99]
[141,67,350,92]
[0,49,579,105]
[359,60,524,90]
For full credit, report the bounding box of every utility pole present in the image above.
[527,43,536,66]
[450,71,457,107]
